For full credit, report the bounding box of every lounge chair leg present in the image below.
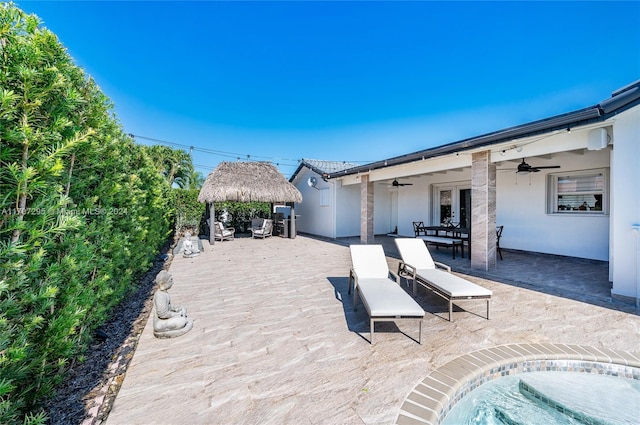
[348,270,354,294]
[449,301,453,322]
[418,320,422,344]
[370,318,374,344]
[487,300,490,320]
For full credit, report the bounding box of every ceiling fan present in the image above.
[516,158,560,173]
[391,179,413,187]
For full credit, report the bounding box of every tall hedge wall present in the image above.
[173,188,206,236]
[0,4,173,423]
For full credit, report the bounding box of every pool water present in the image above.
[441,371,640,425]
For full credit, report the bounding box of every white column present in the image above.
[610,106,640,304]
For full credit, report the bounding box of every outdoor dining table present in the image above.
[422,226,471,259]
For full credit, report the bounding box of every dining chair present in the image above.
[496,225,504,260]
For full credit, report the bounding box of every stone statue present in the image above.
[182,231,200,258]
[153,271,193,338]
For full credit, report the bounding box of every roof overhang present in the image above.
[325,80,640,180]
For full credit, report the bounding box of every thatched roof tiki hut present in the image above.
[198,162,303,244]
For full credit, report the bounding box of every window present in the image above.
[319,188,330,206]
[547,169,608,214]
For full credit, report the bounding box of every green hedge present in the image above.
[0,5,174,423]
[213,201,271,232]
[173,188,206,235]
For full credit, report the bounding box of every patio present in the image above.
[106,235,639,425]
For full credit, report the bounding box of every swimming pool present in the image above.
[441,371,640,425]
[394,344,640,425]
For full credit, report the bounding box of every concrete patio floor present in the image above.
[106,234,640,425]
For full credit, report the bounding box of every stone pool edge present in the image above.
[394,343,640,425]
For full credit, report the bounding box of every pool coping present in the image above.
[395,343,640,425]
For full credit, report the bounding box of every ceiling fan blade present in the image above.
[391,179,413,187]
[516,159,560,173]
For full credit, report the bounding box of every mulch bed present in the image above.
[42,246,174,425]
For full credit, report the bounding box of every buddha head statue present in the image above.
[156,270,174,291]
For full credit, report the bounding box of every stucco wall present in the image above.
[335,183,360,237]
[293,168,361,238]
[373,183,392,235]
[496,149,610,260]
[293,168,335,238]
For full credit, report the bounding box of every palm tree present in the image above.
[144,145,193,187]
[183,170,205,190]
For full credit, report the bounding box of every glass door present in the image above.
[433,184,471,227]
[459,188,471,228]
[438,188,453,226]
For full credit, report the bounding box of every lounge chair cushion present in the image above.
[349,244,425,343]
[417,269,492,298]
[395,237,492,321]
[396,239,436,270]
[349,245,390,279]
[356,278,425,317]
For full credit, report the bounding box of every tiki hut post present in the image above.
[287,201,296,238]
[209,202,215,245]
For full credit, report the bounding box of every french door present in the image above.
[433,184,471,228]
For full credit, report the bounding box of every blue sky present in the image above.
[17,1,640,178]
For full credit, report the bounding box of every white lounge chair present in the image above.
[348,245,425,344]
[394,238,492,321]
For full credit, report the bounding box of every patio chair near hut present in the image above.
[394,238,492,321]
[213,221,235,241]
[251,219,273,239]
[348,245,424,344]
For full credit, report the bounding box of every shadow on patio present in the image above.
[310,234,637,315]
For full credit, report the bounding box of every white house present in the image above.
[290,80,640,305]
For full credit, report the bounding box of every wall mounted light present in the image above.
[498,145,522,156]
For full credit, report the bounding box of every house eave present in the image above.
[325,80,640,180]
[326,106,602,179]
